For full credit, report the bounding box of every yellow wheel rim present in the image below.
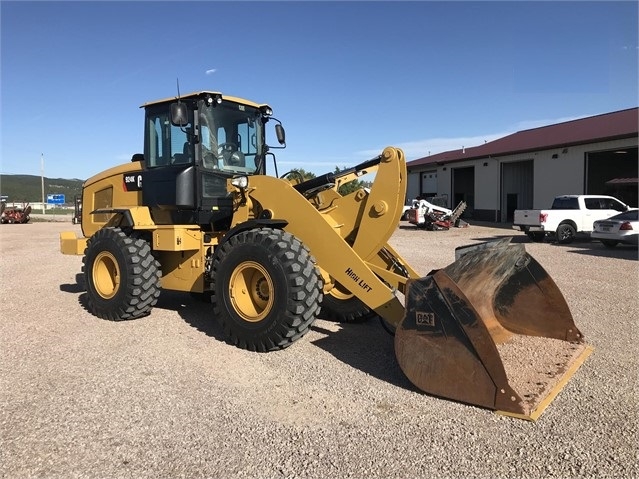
[328,282,354,301]
[229,261,274,322]
[93,251,121,299]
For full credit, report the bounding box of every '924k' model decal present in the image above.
[123,174,143,191]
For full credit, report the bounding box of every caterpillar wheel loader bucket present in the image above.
[395,238,592,420]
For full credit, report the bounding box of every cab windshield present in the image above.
[198,100,264,175]
[144,99,265,175]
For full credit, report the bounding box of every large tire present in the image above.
[211,228,323,352]
[320,282,376,323]
[83,227,161,320]
[556,223,577,244]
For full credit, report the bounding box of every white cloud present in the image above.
[354,133,509,161]
[205,69,217,75]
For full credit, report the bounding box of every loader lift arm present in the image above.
[243,147,413,326]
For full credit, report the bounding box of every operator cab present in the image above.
[139,91,284,230]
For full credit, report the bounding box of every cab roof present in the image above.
[140,91,270,110]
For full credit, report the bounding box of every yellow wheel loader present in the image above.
[60,91,591,420]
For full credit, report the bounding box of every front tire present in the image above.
[211,228,323,351]
[321,282,376,323]
[83,227,161,320]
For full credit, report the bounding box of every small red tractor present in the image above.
[0,202,32,224]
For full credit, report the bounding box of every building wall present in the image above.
[407,137,637,220]
[406,171,420,203]
[475,159,500,212]
[530,150,583,208]
[437,166,452,205]
[530,138,635,208]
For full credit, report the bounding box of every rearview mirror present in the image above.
[170,103,189,127]
[275,124,286,145]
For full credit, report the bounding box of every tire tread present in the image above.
[211,228,322,351]
[83,227,161,321]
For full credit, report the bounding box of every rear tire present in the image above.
[601,240,618,248]
[83,227,161,320]
[556,223,576,244]
[211,228,323,351]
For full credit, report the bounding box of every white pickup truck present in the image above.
[512,195,632,244]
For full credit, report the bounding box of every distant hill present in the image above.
[0,175,84,204]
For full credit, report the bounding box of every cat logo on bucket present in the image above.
[416,312,435,327]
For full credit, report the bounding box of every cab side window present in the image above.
[145,110,192,167]
[552,197,579,209]
[584,198,602,210]
[146,115,167,167]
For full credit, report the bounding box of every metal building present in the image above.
[406,108,638,222]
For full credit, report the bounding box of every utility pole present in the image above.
[41,153,45,214]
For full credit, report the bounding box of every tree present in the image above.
[290,168,316,181]
[334,166,366,196]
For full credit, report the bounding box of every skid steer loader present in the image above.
[60,91,591,420]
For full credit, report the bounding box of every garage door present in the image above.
[421,171,437,196]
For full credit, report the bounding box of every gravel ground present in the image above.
[1,221,637,479]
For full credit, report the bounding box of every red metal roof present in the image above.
[408,107,638,168]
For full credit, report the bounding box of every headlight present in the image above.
[206,94,223,106]
[231,176,248,189]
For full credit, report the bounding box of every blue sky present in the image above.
[1,1,637,180]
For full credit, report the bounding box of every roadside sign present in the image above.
[47,194,65,204]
